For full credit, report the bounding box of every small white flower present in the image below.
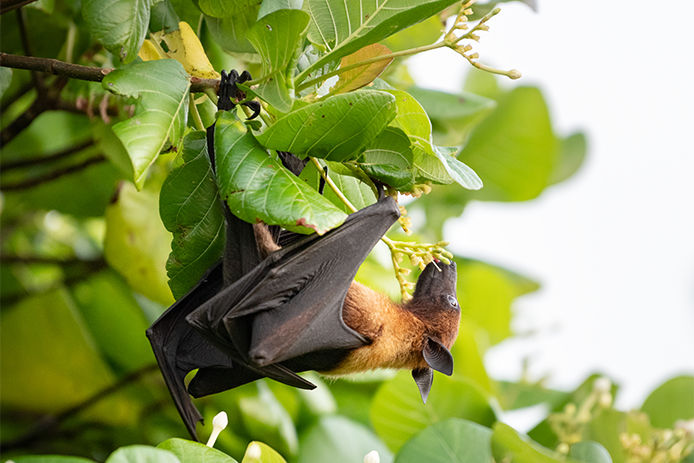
[205,411,228,448]
[363,450,380,463]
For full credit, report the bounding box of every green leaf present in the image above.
[569,441,613,463]
[498,381,569,411]
[394,419,492,463]
[382,15,443,52]
[105,446,180,463]
[204,13,258,54]
[298,416,392,463]
[198,0,256,18]
[104,181,174,305]
[451,325,494,393]
[641,376,694,428]
[238,381,298,457]
[300,0,458,78]
[247,9,310,112]
[370,371,496,452]
[0,67,12,97]
[550,132,588,185]
[406,86,496,146]
[102,60,190,188]
[159,131,225,299]
[158,438,238,463]
[386,90,481,189]
[10,457,96,463]
[0,289,135,423]
[71,271,154,372]
[492,422,570,463]
[359,127,415,190]
[258,0,304,19]
[215,116,347,234]
[460,86,559,201]
[256,90,396,162]
[82,0,157,62]
[455,258,539,347]
[241,441,286,463]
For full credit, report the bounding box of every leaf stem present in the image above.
[295,42,445,92]
[310,157,357,213]
[188,94,205,131]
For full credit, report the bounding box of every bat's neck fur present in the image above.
[328,282,459,375]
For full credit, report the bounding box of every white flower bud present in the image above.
[363,450,380,463]
[246,442,262,460]
[675,418,694,436]
[593,377,611,394]
[206,411,228,447]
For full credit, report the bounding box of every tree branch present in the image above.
[0,154,106,191]
[0,140,93,171]
[0,0,38,14]
[0,363,159,452]
[0,53,220,92]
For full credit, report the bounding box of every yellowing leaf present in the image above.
[330,44,393,94]
[139,39,164,61]
[164,22,219,78]
[141,22,220,79]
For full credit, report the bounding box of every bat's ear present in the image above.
[412,367,433,403]
[422,337,454,376]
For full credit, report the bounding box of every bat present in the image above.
[146,70,461,440]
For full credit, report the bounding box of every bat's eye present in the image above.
[446,295,459,308]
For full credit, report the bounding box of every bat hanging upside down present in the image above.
[146,70,461,441]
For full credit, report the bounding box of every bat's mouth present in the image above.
[412,261,457,300]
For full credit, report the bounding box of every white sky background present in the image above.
[408,0,694,411]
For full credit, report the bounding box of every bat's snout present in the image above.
[412,261,457,301]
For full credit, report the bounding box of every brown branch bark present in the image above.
[0,0,38,14]
[0,140,93,171]
[0,364,159,452]
[0,53,220,92]
[0,155,106,191]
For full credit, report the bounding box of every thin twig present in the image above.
[0,140,93,171]
[16,8,44,93]
[0,363,159,452]
[0,96,47,147]
[0,0,38,14]
[0,155,106,191]
[0,53,220,92]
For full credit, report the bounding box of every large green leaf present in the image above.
[247,9,310,112]
[299,161,377,213]
[370,371,496,452]
[83,0,157,62]
[105,446,180,463]
[550,132,588,185]
[0,290,135,424]
[238,381,298,457]
[492,422,573,463]
[204,13,258,54]
[300,0,458,79]
[104,181,174,305]
[256,90,396,162]
[386,90,481,190]
[159,131,225,299]
[569,441,613,463]
[406,86,496,146]
[394,419,492,463]
[641,376,694,428]
[102,60,190,188]
[71,271,154,372]
[298,416,392,463]
[215,116,347,234]
[158,438,237,463]
[359,127,415,190]
[460,86,559,201]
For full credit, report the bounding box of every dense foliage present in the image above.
[1,0,692,462]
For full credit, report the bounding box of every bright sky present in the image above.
[409,0,694,412]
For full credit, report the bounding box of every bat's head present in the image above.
[405,261,460,402]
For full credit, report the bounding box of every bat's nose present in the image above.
[250,348,271,366]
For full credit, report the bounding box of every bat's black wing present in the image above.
[187,196,400,370]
